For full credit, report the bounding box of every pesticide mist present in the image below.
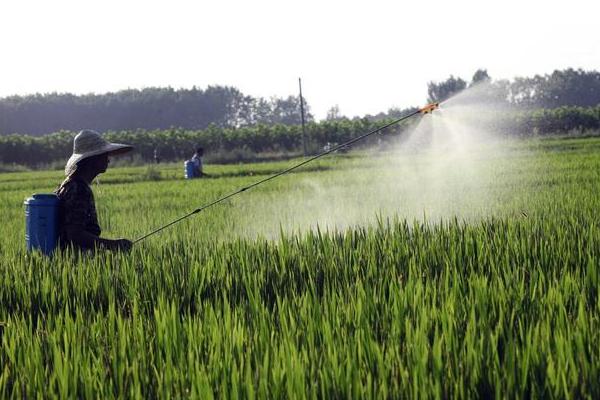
[236,82,528,240]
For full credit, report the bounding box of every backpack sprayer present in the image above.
[132,102,440,244]
[24,102,439,254]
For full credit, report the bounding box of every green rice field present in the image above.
[0,136,599,398]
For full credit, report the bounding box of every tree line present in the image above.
[1,106,599,168]
[426,68,600,108]
[1,68,599,137]
[0,86,314,136]
[1,68,600,168]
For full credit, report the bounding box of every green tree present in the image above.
[470,69,491,86]
[427,75,467,103]
[269,96,314,125]
[326,105,343,121]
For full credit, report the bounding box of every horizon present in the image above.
[1,0,598,120]
[0,64,598,120]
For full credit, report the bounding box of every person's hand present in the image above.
[110,238,133,252]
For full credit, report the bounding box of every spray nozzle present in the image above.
[419,102,439,114]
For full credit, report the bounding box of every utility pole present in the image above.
[298,77,307,157]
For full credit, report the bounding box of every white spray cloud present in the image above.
[234,82,528,240]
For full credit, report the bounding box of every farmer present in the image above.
[55,130,133,252]
[190,147,207,178]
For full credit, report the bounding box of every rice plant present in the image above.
[0,137,599,398]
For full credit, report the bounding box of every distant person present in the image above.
[55,130,133,252]
[190,147,209,177]
[153,148,160,164]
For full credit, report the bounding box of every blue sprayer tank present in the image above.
[24,193,60,255]
[184,160,196,179]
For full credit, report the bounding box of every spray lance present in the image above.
[133,102,440,244]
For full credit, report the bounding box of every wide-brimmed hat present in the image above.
[65,130,133,176]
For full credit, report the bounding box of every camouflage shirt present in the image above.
[55,176,101,246]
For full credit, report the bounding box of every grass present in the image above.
[0,136,599,398]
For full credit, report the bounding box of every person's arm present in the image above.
[64,228,132,251]
[197,157,210,177]
[59,179,132,252]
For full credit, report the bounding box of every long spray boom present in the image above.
[133,102,441,244]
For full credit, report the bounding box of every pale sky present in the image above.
[1,0,598,119]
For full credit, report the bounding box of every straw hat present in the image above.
[65,130,133,176]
